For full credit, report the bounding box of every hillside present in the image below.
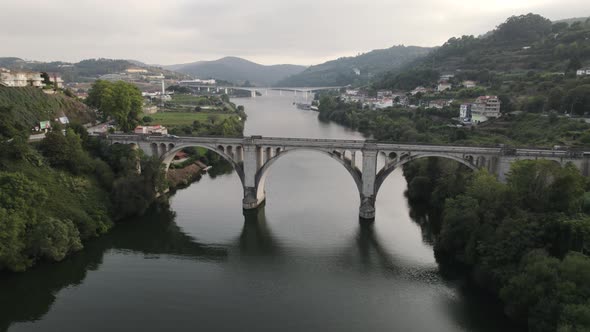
[165,56,307,86]
[375,14,590,91]
[277,45,432,87]
[0,58,187,82]
[0,86,96,127]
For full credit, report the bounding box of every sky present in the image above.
[1,0,588,66]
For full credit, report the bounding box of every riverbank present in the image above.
[167,161,207,188]
[402,157,590,331]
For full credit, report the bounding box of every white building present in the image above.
[411,86,429,95]
[472,96,501,118]
[374,98,393,109]
[48,73,64,89]
[0,69,44,88]
[437,82,452,92]
[459,104,472,120]
[134,125,168,135]
[462,80,477,88]
[576,68,590,76]
[126,68,148,74]
[179,79,217,86]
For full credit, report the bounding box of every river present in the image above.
[0,91,519,332]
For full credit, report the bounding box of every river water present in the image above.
[0,91,519,332]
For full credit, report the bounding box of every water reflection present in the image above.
[0,203,226,331]
[236,206,282,256]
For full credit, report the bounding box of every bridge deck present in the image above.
[102,134,585,158]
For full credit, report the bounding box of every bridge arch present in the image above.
[374,153,478,199]
[254,148,363,203]
[160,143,245,186]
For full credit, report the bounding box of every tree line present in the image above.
[403,158,590,331]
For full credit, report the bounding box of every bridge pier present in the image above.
[242,145,265,210]
[360,149,378,220]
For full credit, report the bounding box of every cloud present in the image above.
[0,0,588,65]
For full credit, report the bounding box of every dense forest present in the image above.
[403,158,590,331]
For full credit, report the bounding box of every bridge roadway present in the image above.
[175,85,343,97]
[106,134,590,220]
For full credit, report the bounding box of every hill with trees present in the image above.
[0,58,187,83]
[0,84,166,273]
[372,14,590,115]
[165,56,307,86]
[277,45,432,87]
[0,86,96,127]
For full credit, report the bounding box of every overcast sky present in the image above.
[1,0,588,66]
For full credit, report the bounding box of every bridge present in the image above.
[176,84,343,98]
[106,134,590,220]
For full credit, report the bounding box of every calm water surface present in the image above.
[0,91,519,331]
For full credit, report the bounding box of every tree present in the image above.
[501,250,560,331]
[86,80,143,132]
[495,14,552,43]
[39,129,93,175]
[564,85,590,116]
[547,88,565,112]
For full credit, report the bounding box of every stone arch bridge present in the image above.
[106,134,590,220]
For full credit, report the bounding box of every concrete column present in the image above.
[351,151,356,168]
[256,146,263,171]
[265,147,272,162]
[251,90,256,98]
[138,141,154,158]
[242,144,263,209]
[495,156,513,183]
[159,143,167,158]
[360,148,378,220]
[131,144,141,174]
[237,147,244,163]
[225,88,228,94]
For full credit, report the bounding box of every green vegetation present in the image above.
[0,86,95,127]
[403,158,590,331]
[149,112,235,127]
[0,94,166,272]
[151,94,246,137]
[373,14,590,114]
[86,80,143,132]
[317,95,590,147]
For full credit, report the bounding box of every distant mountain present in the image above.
[0,57,187,82]
[276,45,432,87]
[164,56,307,86]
